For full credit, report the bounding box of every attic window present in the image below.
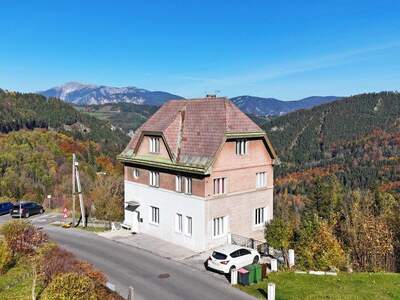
[235,139,247,155]
[149,137,160,153]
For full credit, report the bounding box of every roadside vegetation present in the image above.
[0,130,124,222]
[0,219,123,299]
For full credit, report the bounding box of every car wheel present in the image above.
[253,256,259,264]
[25,212,29,218]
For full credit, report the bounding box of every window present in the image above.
[176,176,192,194]
[186,216,192,236]
[230,250,241,258]
[213,216,225,237]
[149,171,160,187]
[133,168,139,179]
[256,172,266,188]
[240,249,251,256]
[184,177,192,194]
[175,175,182,192]
[176,213,183,233]
[149,137,160,153]
[150,206,159,225]
[255,207,265,225]
[213,177,227,195]
[235,139,247,155]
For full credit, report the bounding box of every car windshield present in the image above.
[212,251,228,260]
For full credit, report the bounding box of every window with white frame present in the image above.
[235,139,247,155]
[133,168,139,179]
[176,213,183,233]
[213,177,227,195]
[255,207,265,225]
[150,206,160,225]
[213,216,225,237]
[256,172,266,188]
[149,137,160,153]
[175,175,182,192]
[186,216,192,236]
[175,176,192,194]
[184,177,192,194]
[149,171,160,187]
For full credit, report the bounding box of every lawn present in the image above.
[236,272,400,299]
[0,258,42,300]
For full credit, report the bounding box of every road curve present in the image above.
[44,225,255,300]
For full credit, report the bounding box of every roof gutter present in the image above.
[117,155,208,175]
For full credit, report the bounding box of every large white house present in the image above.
[117,96,277,251]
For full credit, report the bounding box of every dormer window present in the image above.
[235,139,247,155]
[149,137,160,153]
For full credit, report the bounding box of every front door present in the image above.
[125,203,140,233]
[130,211,140,233]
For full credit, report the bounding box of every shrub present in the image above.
[0,196,15,203]
[37,243,107,287]
[73,261,106,285]
[0,241,14,274]
[296,219,346,270]
[41,272,97,300]
[36,243,77,285]
[0,220,48,256]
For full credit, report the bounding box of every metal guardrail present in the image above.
[230,233,268,255]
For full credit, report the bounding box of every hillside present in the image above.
[231,95,341,116]
[39,82,184,106]
[76,102,159,135]
[0,89,129,155]
[261,92,400,190]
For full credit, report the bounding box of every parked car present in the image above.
[10,202,44,218]
[0,202,14,215]
[207,244,260,274]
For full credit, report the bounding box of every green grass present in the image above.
[236,272,400,299]
[0,259,43,300]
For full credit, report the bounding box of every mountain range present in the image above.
[38,82,184,106]
[38,82,342,116]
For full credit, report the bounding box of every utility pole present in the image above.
[72,154,76,226]
[74,158,86,227]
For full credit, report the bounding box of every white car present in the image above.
[207,244,260,274]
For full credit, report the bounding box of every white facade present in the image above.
[124,180,207,251]
[124,180,273,252]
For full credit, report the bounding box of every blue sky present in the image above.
[0,0,399,100]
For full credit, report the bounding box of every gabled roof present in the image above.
[118,97,277,174]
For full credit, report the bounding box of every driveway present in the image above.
[0,214,254,300]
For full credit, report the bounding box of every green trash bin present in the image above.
[245,264,257,284]
[255,264,262,283]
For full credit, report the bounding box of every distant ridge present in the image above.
[230,95,342,116]
[38,82,184,106]
[37,82,342,116]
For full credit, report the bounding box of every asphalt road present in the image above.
[0,214,254,300]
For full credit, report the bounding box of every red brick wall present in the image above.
[124,165,206,197]
[206,138,273,197]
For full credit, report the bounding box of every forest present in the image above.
[262,92,400,272]
[0,89,399,272]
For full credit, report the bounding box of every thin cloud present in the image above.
[175,41,400,89]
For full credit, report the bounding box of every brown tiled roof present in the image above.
[120,97,271,171]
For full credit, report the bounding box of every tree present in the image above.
[296,217,346,270]
[265,217,294,267]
